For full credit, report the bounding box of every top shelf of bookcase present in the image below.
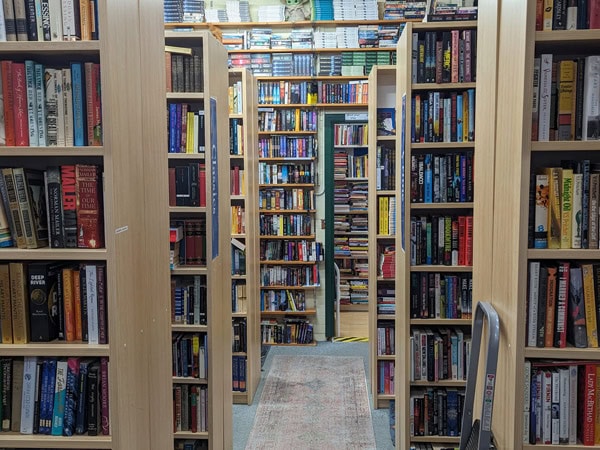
[165,19,418,29]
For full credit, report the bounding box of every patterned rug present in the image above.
[246,355,377,450]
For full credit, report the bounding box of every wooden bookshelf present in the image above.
[0,1,172,449]
[395,19,495,449]
[367,65,398,409]
[489,1,600,447]
[165,30,232,449]
[228,68,261,405]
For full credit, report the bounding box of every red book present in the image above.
[61,165,78,248]
[545,265,558,348]
[578,363,597,445]
[190,386,198,433]
[458,215,466,266]
[11,62,28,146]
[554,261,570,348]
[450,30,459,83]
[465,215,473,266]
[590,0,600,29]
[1,61,15,146]
[168,167,176,206]
[536,0,544,30]
[91,63,102,146]
[184,220,195,265]
[199,163,206,207]
[99,357,110,435]
[75,164,104,248]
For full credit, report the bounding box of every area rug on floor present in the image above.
[245,355,377,450]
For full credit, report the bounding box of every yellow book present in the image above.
[379,197,384,235]
[546,167,562,249]
[228,86,234,115]
[187,111,194,153]
[0,264,12,344]
[9,262,29,344]
[384,196,389,235]
[596,365,600,444]
[582,264,599,347]
[62,267,76,342]
[561,169,573,248]
[295,108,300,132]
[543,0,554,30]
[463,91,469,142]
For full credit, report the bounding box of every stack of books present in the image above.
[183,0,205,22]
[251,53,273,76]
[318,54,342,75]
[314,31,338,48]
[226,0,251,22]
[378,25,401,48]
[165,0,184,23]
[271,33,293,49]
[334,0,378,20]
[221,32,246,51]
[384,1,427,20]
[336,27,359,49]
[291,30,313,49]
[358,25,379,48]
[257,5,286,22]
[272,53,294,77]
[249,29,272,49]
[312,0,334,20]
[379,246,396,279]
[205,8,228,22]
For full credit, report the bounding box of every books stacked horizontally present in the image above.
[318,54,342,75]
[425,0,477,22]
[0,165,103,250]
[226,0,251,22]
[251,53,273,76]
[314,31,337,48]
[377,287,396,314]
[221,32,246,50]
[165,0,184,23]
[383,1,427,20]
[334,0,378,20]
[350,279,368,304]
[358,25,379,47]
[257,5,286,22]
[336,27,359,49]
[291,30,313,49]
[249,29,272,49]
[379,245,395,279]
[312,0,334,20]
[205,8,228,22]
[378,25,401,48]
[182,0,205,22]
[271,33,292,49]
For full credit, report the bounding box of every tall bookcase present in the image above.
[489,1,600,447]
[368,65,397,409]
[0,0,172,449]
[165,30,232,449]
[395,20,489,449]
[228,68,260,405]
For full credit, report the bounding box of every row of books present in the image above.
[1,60,102,147]
[231,205,245,235]
[410,214,474,267]
[526,261,600,349]
[258,188,315,211]
[228,80,243,115]
[172,384,208,433]
[334,123,368,147]
[412,89,476,143]
[0,165,103,250]
[231,242,246,276]
[260,289,308,313]
[535,0,600,30]
[229,118,244,155]
[231,280,247,313]
[377,360,394,394]
[410,152,474,204]
[378,245,395,278]
[522,361,600,445]
[259,213,313,237]
[261,317,314,345]
[175,439,208,450]
[168,163,207,207]
[256,80,369,105]
[424,0,477,22]
[339,278,368,305]
[169,219,207,267]
[230,165,244,196]
[260,264,320,287]
[334,150,368,180]
[532,55,599,142]
[377,320,395,355]
[377,286,396,315]
[172,333,207,379]
[258,135,316,159]
[167,104,206,153]
[531,162,600,249]
[258,162,315,185]
[232,318,247,353]
[232,355,247,392]
[376,144,396,190]
[170,275,207,326]
[317,51,394,77]
[258,108,318,132]
[378,197,397,236]
[411,29,477,84]
[1,261,106,345]
[410,388,465,438]
[260,240,323,263]
[5,357,109,436]
[410,272,473,320]
[165,46,203,93]
[411,328,471,382]
[1,0,99,41]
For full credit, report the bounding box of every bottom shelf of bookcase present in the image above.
[0,434,112,448]
[262,341,317,347]
[233,391,248,404]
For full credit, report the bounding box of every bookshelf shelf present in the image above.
[377,394,395,400]
[377,189,396,195]
[377,235,396,239]
[377,136,396,141]
[259,183,314,188]
[0,40,101,54]
[340,304,368,312]
[409,265,473,273]
[228,47,396,54]
[173,431,210,439]
[411,380,467,387]
[171,324,208,333]
[166,19,415,28]
[172,377,208,385]
[0,433,112,448]
[166,92,205,100]
[262,341,317,347]
[257,131,317,135]
[230,195,245,201]
[260,285,319,290]
[411,436,462,443]
[523,445,599,449]
[410,319,472,326]
[231,274,246,280]
[260,260,317,265]
[527,249,600,259]
[412,82,477,90]
[231,312,246,318]
[168,153,206,159]
[535,28,600,44]
[260,235,316,239]
[256,75,369,81]
[410,202,474,210]
[169,206,207,213]
[229,113,243,119]
[261,309,317,316]
[0,343,110,357]
[378,314,395,320]
[259,157,316,162]
[377,355,396,361]
[523,348,600,361]
[530,141,600,152]
[259,209,316,214]
[411,141,476,149]
[258,103,368,108]
[233,392,248,403]
[0,146,104,156]
[171,266,208,276]
[0,248,108,260]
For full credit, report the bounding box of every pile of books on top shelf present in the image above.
[257,5,286,22]
[226,0,251,22]
[205,8,228,22]
[221,32,246,50]
[358,25,379,47]
[165,0,205,23]
[383,1,427,20]
[424,0,478,22]
[312,0,334,21]
[378,25,402,48]
[334,0,378,20]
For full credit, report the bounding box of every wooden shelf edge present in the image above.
[0,343,109,357]
[0,248,107,260]
[0,434,112,448]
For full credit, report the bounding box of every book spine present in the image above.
[3,0,16,41]
[61,0,80,40]
[24,0,37,41]
[86,363,98,436]
[0,265,12,343]
[572,173,583,248]
[34,63,46,146]
[75,359,89,435]
[75,164,103,248]
[12,62,29,146]
[12,167,37,248]
[523,360,531,443]
[13,0,28,41]
[583,264,599,346]
[583,56,600,140]
[50,359,67,435]
[61,165,77,248]
[70,62,85,146]
[24,60,38,146]
[45,167,64,247]
[62,268,76,341]
[99,357,109,435]
[62,68,74,146]
[97,264,107,344]
[20,356,38,434]
[557,367,570,443]
[62,357,79,436]
[538,54,553,141]
[40,0,50,41]
[9,262,29,344]
[85,264,98,345]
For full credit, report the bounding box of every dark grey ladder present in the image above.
[459,301,500,450]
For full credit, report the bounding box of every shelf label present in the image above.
[344,113,367,121]
[210,97,219,260]
[115,225,128,234]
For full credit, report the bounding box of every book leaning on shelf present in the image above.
[1,0,100,42]
[1,60,102,147]
[0,164,104,249]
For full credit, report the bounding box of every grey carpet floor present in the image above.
[233,341,394,450]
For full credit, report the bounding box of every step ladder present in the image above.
[459,301,500,450]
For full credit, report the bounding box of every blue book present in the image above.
[40,358,57,434]
[447,388,459,436]
[468,88,476,141]
[70,62,86,146]
[456,93,464,143]
[25,60,39,146]
[62,357,80,436]
[424,154,433,203]
[169,103,177,153]
[51,360,68,435]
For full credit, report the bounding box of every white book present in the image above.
[538,54,553,142]
[34,63,46,146]
[527,261,541,347]
[61,0,77,39]
[551,370,560,444]
[48,0,62,41]
[54,69,66,146]
[24,61,39,146]
[19,356,38,434]
[572,173,583,248]
[0,2,6,42]
[582,55,600,140]
[531,58,540,140]
[62,68,73,146]
[86,264,99,344]
[523,360,531,443]
[566,4,577,29]
[568,365,577,444]
[44,68,58,146]
[558,367,569,444]
[34,0,43,41]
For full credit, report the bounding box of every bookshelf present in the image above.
[395,20,492,449]
[165,30,232,449]
[490,0,600,447]
[0,0,172,449]
[228,68,260,405]
[367,65,397,409]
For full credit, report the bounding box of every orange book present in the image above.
[62,267,76,342]
[79,0,91,40]
[73,268,82,341]
[582,264,599,347]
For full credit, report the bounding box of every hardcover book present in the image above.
[376,108,396,136]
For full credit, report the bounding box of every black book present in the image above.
[28,262,62,342]
[536,266,549,348]
[86,362,99,436]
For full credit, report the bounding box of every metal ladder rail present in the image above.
[459,301,500,450]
